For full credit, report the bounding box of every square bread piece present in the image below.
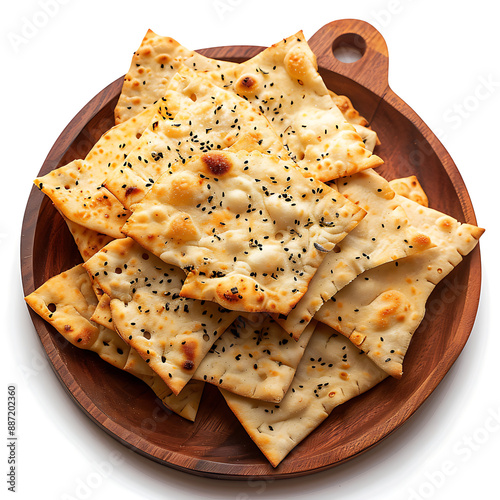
[122,149,366,315]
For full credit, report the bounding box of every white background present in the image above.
[1,1,498,499]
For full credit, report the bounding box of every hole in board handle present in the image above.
[332,33,367,63]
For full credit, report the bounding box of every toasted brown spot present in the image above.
[202,153,232,176]
[64,325,72,332]
[125,186,140,197]
[412,233,431,249]
[373,290,409,329]
[181,340,197,370]
[241,76,256,88]
[222,291,240,302]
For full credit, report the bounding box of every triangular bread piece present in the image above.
[315,193,484,378]
[35,104,157,238]
[83,237,238,395]
[221,322,387,467]
[114,29,238,124]
[106,67,290,211]
[194,315,316,402]
[275,169,433,339]
[200,31,383,181]
[122,149,365,314]
[24,264,204,421]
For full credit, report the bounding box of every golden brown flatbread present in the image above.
[194,315,316,402]
[114,29,238,124]
[275,169,433,339]
[35,105,157,238]
[106,67,288,212]
[221,322,387,467]
[203,32,383,181]
[315,194,484,378]
[24,264,204,420]
[83,237,238,395]
[122,149,365,314]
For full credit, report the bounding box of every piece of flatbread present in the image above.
[389,175,428,207]
[115,30,382,182]
[315,193,484,378]
[194,314,316,402]
[275,169,433,339]
[63,216,114,262]
[328,91,380,151]
[83,237,238,395]
[114,29,238,124]
[24,264,204,421]
[34,104,157,238]
[116,30,376,134]
[328,92,368,126]
[200,31,383,182]
[122,149,365,314]
[106,67,289,211]
[221,321,387,467]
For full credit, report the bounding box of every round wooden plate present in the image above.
[21,19,482,479]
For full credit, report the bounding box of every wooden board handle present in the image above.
[308,19,389,96]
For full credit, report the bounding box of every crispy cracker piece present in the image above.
[122,149,365,315]
[24,264,204,421]
[114,29,238,124]
[35,105,157,238]
[63,216,114,261]
[116,30,382,182]
[327,92,379,151]
[83,238,238,395]
[202,31,382,181]
[275,169,433,339]
[389,175,429,207]
[221,322,387,467]
[106,68,290,211]
[315,194,484,378]
[194,315,316,403]
[329,91,369,127]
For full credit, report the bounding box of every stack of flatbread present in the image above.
[25,29,483,468]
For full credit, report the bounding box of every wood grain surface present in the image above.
[20,19,482,479]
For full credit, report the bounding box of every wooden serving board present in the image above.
[20,19,482,479]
